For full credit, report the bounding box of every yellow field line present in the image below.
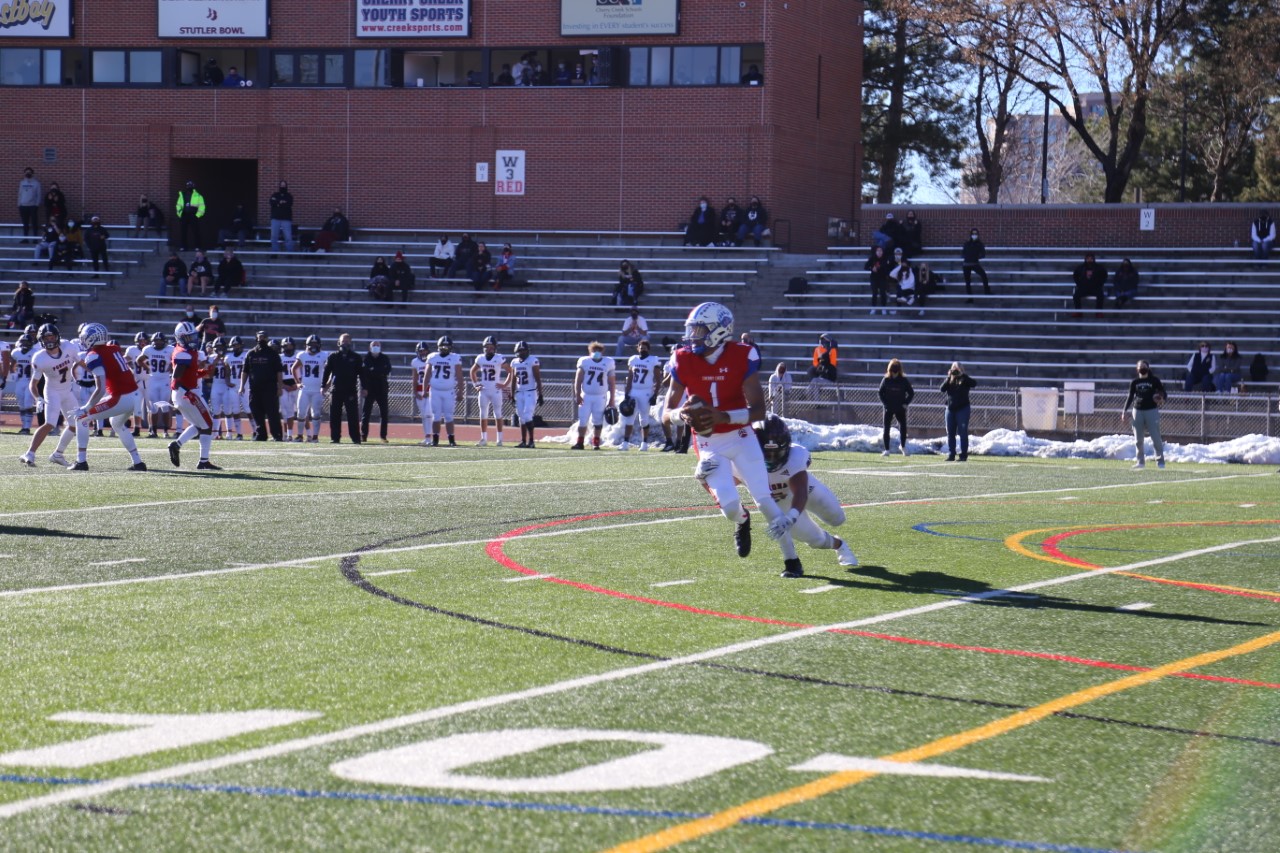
[601,628,1280,853]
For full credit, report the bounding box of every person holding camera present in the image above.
[1122,360,1166,469]
[808,334,837,384]
[940,362,977,461]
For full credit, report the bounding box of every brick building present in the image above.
[0,1,860,252]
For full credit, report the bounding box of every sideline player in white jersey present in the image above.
[409,340,432,445]
[207,337,233,438]
[124,331,150,436]
[20,323,84,467]
[0,335,10,417]
[140,332,174,438]
[470,335,508,447]
[223,336,249,439]
[504,340,542,448]
[753,414,857,568]
[293,335,328,442]
[7,332,37,434]
[621,338,663,451]
[425,335,464,447]
[278,337,300,440]
[572,341,616,450]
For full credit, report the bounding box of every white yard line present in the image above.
[798,584,840,595]
[1117,602,1155,611]
[87,558,147,567]
[651,579,697,588]
[502,573,555,583]
[3,534,1275,819]
[365,569,414,578]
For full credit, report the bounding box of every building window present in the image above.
[626,46,762,88]
[0,48,53,86]
[650,47,671,86]
[90,50,162,86]
[130,51,163,84]
[673,46,718,86]
[355,50,394,88]
[628,47,649,86]
[92,51,126,84]
[273,52,345,87]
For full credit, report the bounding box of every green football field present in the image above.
[1,432,1277,853]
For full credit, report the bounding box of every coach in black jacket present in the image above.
[360,341,393,443]
[241,331,285,441]
[323,334,363,443]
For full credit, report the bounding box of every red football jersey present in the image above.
[170,344,205,391]
[669,341,760,435]
[84,343,139,398]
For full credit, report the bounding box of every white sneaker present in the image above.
[620,442,630,451]
[495,438,503,446]
[639,441,649,451]
[19,452,35,467]
[881,450,890,457]
[476,437,487,447]
[836,541,859,567]
[418,439,431,447]
[1131,462,1145,469]
[48,451,68,467]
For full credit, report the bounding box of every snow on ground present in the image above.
[553,419,1280,465]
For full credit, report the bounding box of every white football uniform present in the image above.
[410,355,430,418]
[31,341,83,422]
[141,344,174,411]
[575,354,614,427]
[762,445,846,549]
[295,349,328,422]
[472,352,506,422]
[625,353,662,427]
[426,351,463,422]
[9,344,36,413]
[209,354,236,416]
[223,351,248,413]
[279,352,299,420]
[510,355,540,423]
[124,344,149,418]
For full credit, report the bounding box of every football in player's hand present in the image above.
[681,396,716,437]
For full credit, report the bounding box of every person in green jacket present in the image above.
[176,180,206,251]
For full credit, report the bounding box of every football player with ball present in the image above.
[666,302,808,578]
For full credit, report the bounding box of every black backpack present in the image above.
[786,276,810,295]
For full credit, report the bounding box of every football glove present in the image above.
[767,508,800,540]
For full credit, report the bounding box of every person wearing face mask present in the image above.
[616,307,648,358]
[1122,360,1166,469]
[268,180,295,253]
[49,231,76,271]
[572,341,616,450]
[216,248,244,295]
[736,196,768,247]
[238,331,285,441]
[187,248,214,297]
[683,196,717,247]
[135,195,164,238]
[899,210,923,257]
[1251,210,1275,260]
[960,228,990,302]
[1213,342,1244,393]
[360,340,393,443]
[323,333,364,443]
[197,305,226,350]
[1184,341,1216,393]
[18,167,41,240]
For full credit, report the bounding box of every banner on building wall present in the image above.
[562,0,678,36]
[356,0,470,38]
[495,151,525,196]
[158,0,269,38]
[0,0,73,38]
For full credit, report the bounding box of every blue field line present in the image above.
[0,773,1138,851]
[911,521,1280,559]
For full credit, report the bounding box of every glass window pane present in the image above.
[1,49,43,86]
[355,50,391,88]
[43,50,61,86]
[273,54,294,85]
[323,54,344,86]
[299,54,320,85]
[130,51,162,84]
[650,47,670,87]
[93,51,126,84]
[628,48,648,86]
[674,46,717,86]
[719,46,740,84]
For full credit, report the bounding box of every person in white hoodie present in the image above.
[18,167,41,240]
[429,234,455,277]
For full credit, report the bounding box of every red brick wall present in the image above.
[0,1,860,252]
[858,204,1265,251]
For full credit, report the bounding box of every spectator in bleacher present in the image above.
[809,334,838,383]
[940,362,977,462]
[1071,252,1108,315]
[864,244,892,314]
[187,249,214,297]
[488,244,516,290]
[319,207,350,244]
[1252,210,1275,260]
[85,216,110,274]
[878,358,914,456]
[1213,342,1243,393]
[160,251,188,296]
[217,204,254,248]
[737,196,769,247]
[389,251,415,301]
[573,62,589,84]
[553,62,571,85]
[367,256,392,301]
[899,210,923,257]
[875,213,902,253]
[1122,360,1166,469]
[767,363,791,412]
[197,305,226,349]
[10,280,35,329]
[718,198,741,247]
[63,219,85,259]
[1184,341,1216,392]
[616,307,648,358]
[1249,352,1268,383]
[684,197,717,247]
[201,58,224,86]
[268,180,295,253]
[890,250,916,311]
[430,235,455,278]
[18,167,41,240]
[961,228,990,302]
[33,219,59,261]
[49,233,76,271]
[134,195,164,237]
[216,248,244,295]
[448,233,477,278]
[741,64,763,85]
[1112,257,1139,308]
[470,242,492,289]
[914,261,941,313]
[44,182,67,227]
[614,260,644,307]
[176,180,205,251]
[223,66,244,87]
[739,331,761,362]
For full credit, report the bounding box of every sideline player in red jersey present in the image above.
[664,302,805,578]
[168,321,221,470]
[75,323,147,471]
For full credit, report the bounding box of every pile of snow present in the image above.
[549,419,1280,465]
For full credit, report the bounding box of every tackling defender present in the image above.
[21,324,83,468]
[666,302,804,578]
[74,323,147,471]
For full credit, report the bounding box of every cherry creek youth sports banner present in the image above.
[356,0,469,38]
[158,0,269,38]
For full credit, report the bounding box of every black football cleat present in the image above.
[196,460,222,471]
[128,462,148,472]
[780,558,804,579]
[71,461,89,471]
[735,512,752,558]
[168,440,181,467]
